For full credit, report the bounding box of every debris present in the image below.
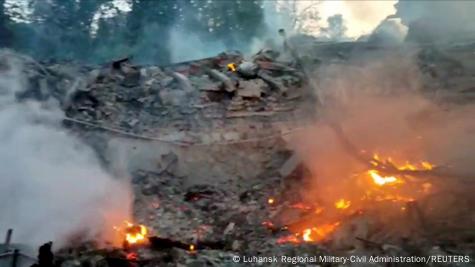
[206,69,236,93]
[237,79,267,98]
[278,154,301,178]
[226,110,276,118]
[8,39,475,267]
[257,70,287,93]
[237,61,258,78]
[223,222,235,236]
[253,48,280,61]
[192,76,220,92]
[149,236,225,251]
[121,67,141,87]
[111,57,130,70]
[170,72,195,92]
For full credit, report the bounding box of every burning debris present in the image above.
[113,222,149,247]
[2,32,475,267]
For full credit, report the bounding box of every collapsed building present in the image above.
[1,35,475,267]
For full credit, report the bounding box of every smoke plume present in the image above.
[396,1,475,43]
[0,51,132,248]
[291,47,475,207]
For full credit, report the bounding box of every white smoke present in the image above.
[262,1,397,41]
[168,27,227,63]
[395,1,475,43]
[0,51,132,248]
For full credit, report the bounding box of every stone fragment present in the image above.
[278,154,301,178]
[237,79,267,98]
[207,69,236,92]
[192,75,220,91]
[170,72,194,92]
[237,61,258,78]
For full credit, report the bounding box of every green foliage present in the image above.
[0,0,267,63]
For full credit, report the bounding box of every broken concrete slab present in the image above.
[278,154,301,178]
[170,72,194,92]
[237,79,267,98]
[257,70,287,93]
[237,61,259,78]
[206,69,236,92]
[191,76,221,92]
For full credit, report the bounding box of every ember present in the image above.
[290,202,313,211]
[126,252,138,261]
[368,170,401,186]
[276,234,300,244]
[334,199,351,209]
[267,197,275,205]
[302,223,340,243]
[278,222,341,244]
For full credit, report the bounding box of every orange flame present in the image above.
[290,202,313,210]
[227,63,237,72]
[277,222,341,244]
[371,153,435,171]
[421,161,434,170]
[272,153,435,246]
[334,199,351,209]
[368,170,401,186]
[302,222,341,243]
[124,221,148,245]
[302,228,313,242]
[277,234,300,244]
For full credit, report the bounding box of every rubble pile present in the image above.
[62,50,307,134]
[5,39,475,266]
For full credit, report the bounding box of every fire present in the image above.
[302,222,341,243]
[277,234,300,244]
[227,63,237,72]
[302,228,313,242]
[272,153,436,246]
[289,202,313,211]
[124,221,148,245]
[371,153,435,171]
[277,222,341,244]
[368,170,401,186]
[368,155,435,186]
[374,194,414,202]
[421,161,434,170]
[334,199,351,209]
[189,244,196,253]
[267,198,275,205]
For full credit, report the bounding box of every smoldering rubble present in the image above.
[1,36,475,267]
[0,51,132,249]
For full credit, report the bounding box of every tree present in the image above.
[123,0,178,64]
[27,0,108,61]
[0,0,272,63]
[0,0,13,47]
